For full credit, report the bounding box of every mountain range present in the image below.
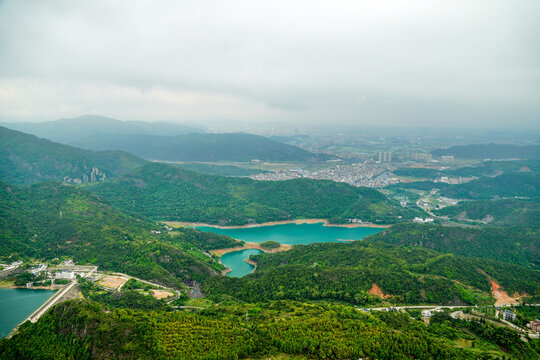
[2,115,332,162]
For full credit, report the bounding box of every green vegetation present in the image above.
[90,162,421,225]
[175,162,269,177]
[70,132,334,162]
[3,299,535,359]
[368,223,539,268]
[122,278,159,291]
[0,181,228,287]
[169,226,242,251]
[434,198,540,226]
[441,173,538,200]
[204,242,539,305]
[513,305,540,328]
[388,172,538,200]
[394,160,539,180]
[79,278,170,311]
[260,241,281,249]
[428,312,539,359]
[0,126,145,184]
[431,143,540,160]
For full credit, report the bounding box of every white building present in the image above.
[30,263,47,275]
[54,270,75,280]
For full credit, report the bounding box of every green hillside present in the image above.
[434,198,540,226]
[388,172,538,200]
[0,126,146,184]
[205,242,540,306]
[174,162,269,177]
[69,132,333,162]
[90,162,421,225]
[0,181,237,286]
[367,223,539,268]
[394,160,539,180]
[2,299,534,360]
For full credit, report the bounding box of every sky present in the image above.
[0,0,539,129]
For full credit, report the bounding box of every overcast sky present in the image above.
[0,0,538,128]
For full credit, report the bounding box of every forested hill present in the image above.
[0,181,238,286]
[0,126,146,184]
[434,198,540,226]
[432,143,540,159]
[367,223,539,269]
[388,172,538,200]
[205,241,540,306]
[393,159,539,180]
[4,299,532,360]
[0,114,204,142]
[67,132,334,162]
[90,162,421,225]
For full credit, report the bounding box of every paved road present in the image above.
[359,305,472,312]
[27,280,77,323]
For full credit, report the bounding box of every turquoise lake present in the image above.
[198,222,383,277]
[0,288,56,338]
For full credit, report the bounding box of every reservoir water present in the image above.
[0,288,56,338]
[221,249,263,277]
[198,222,383,277]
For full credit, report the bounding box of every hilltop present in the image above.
[68,132,334,162]
[0,126,146,184]
[90,162,420,225]
[367,223,539,269]
[205,241,540,306]
[0,181,237,286]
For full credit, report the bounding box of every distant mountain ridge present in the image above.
[2,115,332,162]
[0,126,146,184]
[0,115,204,143]
[432,143,540,160]
[69,132,332,162]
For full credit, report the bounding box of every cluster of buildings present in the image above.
[413,217,434,224]
[250,162,399,188]
[435,176,477,184]
[377,151,392,163]
[411,152,432,161]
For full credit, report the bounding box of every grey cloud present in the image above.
[0,0,538,128]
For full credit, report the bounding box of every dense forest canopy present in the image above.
[367,223,539,268]
[0,181,236,286]
[0,126,145,184]
[90,162,421,225]
[204,241,540,306]
[2,300,537,360]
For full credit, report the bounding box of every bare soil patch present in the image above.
[368,283,391,299]
[98,276,128,290]
[490,279,518,306]
[151,290,174,299]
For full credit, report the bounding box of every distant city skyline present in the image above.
[0,1,539,129]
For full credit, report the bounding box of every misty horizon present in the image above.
[0,1,539,131]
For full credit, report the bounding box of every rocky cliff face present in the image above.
[62,166,107,184]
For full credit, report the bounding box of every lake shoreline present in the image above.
[164,218,390,229]
[243,258,258,273]
[210,241,292,257]
[0,283,63,290]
